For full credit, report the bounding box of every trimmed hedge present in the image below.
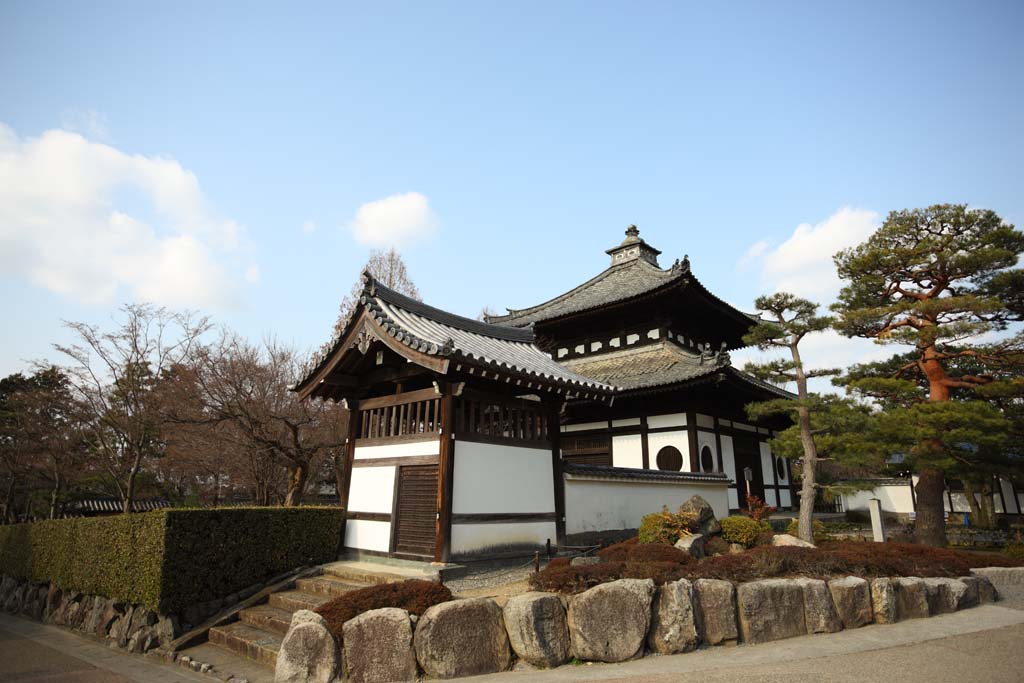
[0,506,344,614]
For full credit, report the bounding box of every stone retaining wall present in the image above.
[274,566,1022,683]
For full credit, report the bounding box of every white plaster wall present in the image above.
[354,439,439,460]
[695,414,715,429]
[721,435,738,509]
[647,413,686,429]
[612,417,641,427]
[348,466,395,513]
[764,489,778,507]
[565,478,730,533]
[778,489,792,508]
[843,485,915,514]
[647,430,690,472]
[759,441,776,488]
[344,519,391,553]
[696,430,717,474]
[612,433,644,469]
[452,441,554,514]
[1001,479,1021,514]
[451,522,557,557]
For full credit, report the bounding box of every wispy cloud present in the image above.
[348,192,438,247]
[301,220,317,234]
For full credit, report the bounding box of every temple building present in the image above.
[295,226,795,563]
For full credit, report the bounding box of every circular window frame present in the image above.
[700,445,715,473]
[655,446,683,472]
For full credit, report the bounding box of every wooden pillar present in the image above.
[548,401,566,549]
[640,415,650,470]
[713,417,725,473]
[434,389,455,563]
[686,410,699,472]
[339,402,360,554]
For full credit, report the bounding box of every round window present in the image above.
[700,445,715,473]
[776,456,786,480]
[656,446,683,472]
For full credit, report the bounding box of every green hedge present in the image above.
[0,507,344,613]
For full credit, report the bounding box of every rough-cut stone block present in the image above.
[275,617,340,683]
[414,598,511,678]
[971,567,1024,586]
[568,579,654,663]
[154,614,180,645]
[503,592,569,668]
[828,576,872,629]
[694,579,737,646]
[95,601,124,637]
[343,607,417,683]
[674,534,705,560]
[793,578,842,634]
[922,578,968,614]
[894,578,930,620]
[680,495,722,535]
[737,579,806,644]
[960,576,997,604]
[647,579,701,654]
[772,534,815,548]
[870,578,897,624]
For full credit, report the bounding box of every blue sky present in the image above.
[1,1,1022,377]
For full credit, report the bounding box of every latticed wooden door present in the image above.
[393,464,438,557]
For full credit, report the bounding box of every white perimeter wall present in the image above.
[344,437,439,553]
[843,484,915,515]
[565,478,730,534]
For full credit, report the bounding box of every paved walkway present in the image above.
[0,613,206,683]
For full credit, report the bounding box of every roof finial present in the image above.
[625,224,640,238]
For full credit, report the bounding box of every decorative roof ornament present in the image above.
[605,224,662,267]
[670,254,691,274]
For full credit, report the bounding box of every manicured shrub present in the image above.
[637,506,699,545]
[0,506,344,613]
[546,556,571,569]
[1006,544,1024,561]
[786,518,827,542]
[744,495,777,522]
[704,536,730,556]
[753,529,776,547]
[720,516,771,548]
[598,537,693,564]
[316,579,452,638]
[528,559,691,594]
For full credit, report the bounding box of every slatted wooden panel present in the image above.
[393,465,438,557]
[562,435,612,466]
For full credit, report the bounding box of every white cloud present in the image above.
[737,239,769,271]
[301,220,317,234]
[60,108,110,141]
[348,192,438,247]
[0,123,255,309]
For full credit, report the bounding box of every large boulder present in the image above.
[870,578,897,624]
[414,598,510,678]
[893,578,930,620]
[95,600,124,638]
[693,579,737,646]
[567,579,655,662]
[828,576,872,629]
[275,610,340,683]
[960,575,997,605]
[793,578,842,634]
[647,579,701,655]
[736,579,806,644]
[503,592,570,668]
[343,607,417,683]
[970,567,1024,586]
[154,614,180,646]
[922,578,969,614]
[772,534,815,548]
[674,534,705,560]
[679,495,722,536]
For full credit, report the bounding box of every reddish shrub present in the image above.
[529,562,627,594]
[316,579,452,638]
[753,530,776,547]
[598,537,693,564]
[704,536,730,556]
[546,556,571,569]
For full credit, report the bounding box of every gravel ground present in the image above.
[444,560,544,605]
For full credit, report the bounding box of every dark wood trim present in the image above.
[352,454,440,468]
[388,465,402,553]
[346,511,390,522]
[435,390,455,563]
[549,402,566,549]
[355,433,441,447]
[686,411,699,472]
[909,477,917,510]
[451,512,558,525]
[713,417,724,473]
[768,441,780,506]
[1011,480,1022,515]
[339,402,360,515]
[360,387,439,411]
[454,432,549,450]
[640,415,650,470]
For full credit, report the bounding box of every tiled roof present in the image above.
[295,275,615,396]
[562,462,730,483]
[561,341,722,390]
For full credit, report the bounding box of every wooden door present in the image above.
[392,464,438,557]
[733,437,765,506]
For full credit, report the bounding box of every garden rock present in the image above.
[647,579,701,654]
[771,534,815,548]
[922,578,968,614]
[570,556,601,567]
[728,543,745,555]
[503,592,570,668]
[567,578,654,662]
[894,578,930,620]
[693,579,737,646]
[870,578,897,624]
[154,614,180,645]
[342,607,417,683]
[275,615,340,683]
[95,601,124,637]
[679,495,722,535]
[971,567,1024,586]
[674,534,705,560]
[828,576,872,629]
[960,575,997,604]
[413,598,511,678]
[736,579,806,644]
[793,578,842,634]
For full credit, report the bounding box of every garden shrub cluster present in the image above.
[786,518,828,541]
[316,579,452,638]
[1004,543,1024,561]
[637,506,700,545]
[0,506,344,613]
[720,516,772,548]
[597,536,693,563]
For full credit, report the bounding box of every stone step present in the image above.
[323,560,438,585]
[208,621,282,670]
[239,604,294,635]
[294,576,366,599]
[268,590,331,612]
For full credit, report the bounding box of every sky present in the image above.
[1,1,1022,383]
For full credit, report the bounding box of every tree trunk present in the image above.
[284,461,309,507]
[333,450,346,507]
[48,471,63,520]
[914,468,948,547]
[980,480,997,528]
[962,479,985,526]
[123,464,139,514]
[796,406,818,544]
